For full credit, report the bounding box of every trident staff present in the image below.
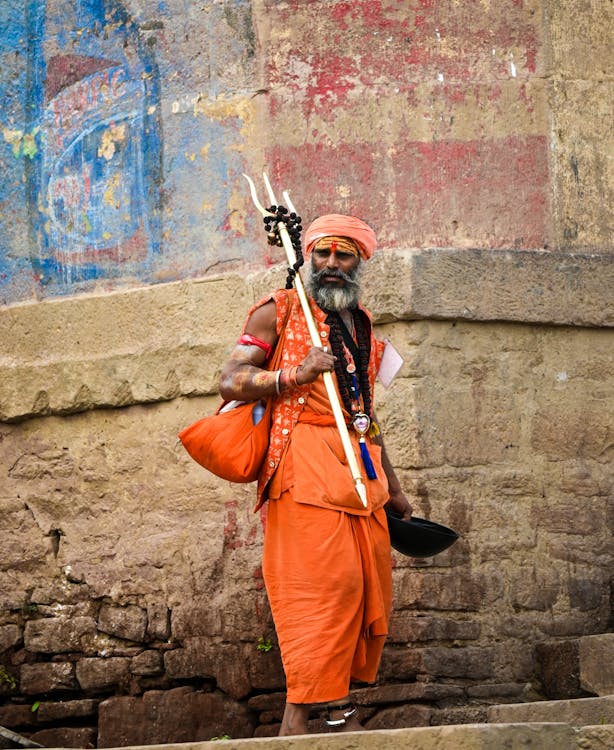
[243,173,368,508]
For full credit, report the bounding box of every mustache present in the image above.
[311,266,359,285]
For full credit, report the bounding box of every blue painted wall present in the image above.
[0,0,259,304]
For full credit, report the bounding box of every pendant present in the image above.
[352,412,371,436]
[346,362,356,374]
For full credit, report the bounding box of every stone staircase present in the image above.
[1,634,613,749]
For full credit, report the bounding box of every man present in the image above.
[219,214,412,735]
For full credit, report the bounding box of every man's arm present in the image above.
[219,299,336,402]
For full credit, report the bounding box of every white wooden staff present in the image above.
[243,172,368,508]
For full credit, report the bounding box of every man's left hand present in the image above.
[385,491,413,521]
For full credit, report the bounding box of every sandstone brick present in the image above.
[97,687,254,746]
[420,646,495,680]
[146,603,171,641]
[535,639,584,699]
[248,646,285,691]
[0,703,35,728]
[98,604,147,643]
[365,703,431,730]
[510,567,560,612]
[351,682,465,706]
[169,598,223,639]
[75,657,131,691]
[0,625,22,653]
[488,695,614,725]
[29,726,96,749]
[164,640,251,700]
[24,617,96,654]
[576,725,614,750]
[20,662,76,695]
[430,705,488,725]
[466,682,527,699]
[531,403,612,462]
[378,647,421,682]
[388,613,480,643]
[130,650,164,676]
[569,578,607,612]
[579,634,614,697]
[246,691,286,712]
[36,698,98,721]
[394,570,484,611]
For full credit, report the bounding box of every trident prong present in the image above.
[242,173,275,218]
[243,171,368,508]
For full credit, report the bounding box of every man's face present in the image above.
[305,240,362,311]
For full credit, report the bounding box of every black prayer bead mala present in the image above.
[262,205,304,289]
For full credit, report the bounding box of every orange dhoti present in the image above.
[261,378,393,705]
[263,495,392,704]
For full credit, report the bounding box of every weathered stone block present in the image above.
[535,639,584,699]
[36,698,98,721]
[75,657,131,691]
[579,634,614,697]
[248,647,285,691]
[378,647,421,682]
[569,578,607,612]
[365,703,431,730]
[488,695,614,726]
[98,604,147,643]
[388,613,480,643]
[30,727,97,749]
[24,617,96,654]
[351,682,465,706]
[0,703,35,727]
[394,571,484,611]
[0,625,22,653]
[130,650,164,676]
[576,725,614,750]
[420,646,495,680]
[164,640,251,700]
[146,603,171,641]
[20,662,76,695]
[97,686,254,746]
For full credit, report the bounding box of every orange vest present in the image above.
[241,289,385,510]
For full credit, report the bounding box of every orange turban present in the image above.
[304,214,377,260]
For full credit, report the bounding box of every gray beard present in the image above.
[304,262,363,311]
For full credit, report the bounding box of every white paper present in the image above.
[377,339,404,388]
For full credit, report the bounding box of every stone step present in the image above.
[536,633,614,699]
[38,723,614,750]
[488,695,614,726]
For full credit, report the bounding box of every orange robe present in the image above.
[246,290,393,705]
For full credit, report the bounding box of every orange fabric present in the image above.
[243,287,393,704]
[304,214,377,259]
[262,340,392,704]
[268,375,390,513]
[262,496,392,704]
[248,289,386,511]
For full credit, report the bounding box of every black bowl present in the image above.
[386,509,459,558]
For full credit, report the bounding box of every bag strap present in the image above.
[266,290,294,372]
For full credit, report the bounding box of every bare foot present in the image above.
[279,703,311,736]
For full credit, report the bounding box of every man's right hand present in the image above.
[296,346,336,385]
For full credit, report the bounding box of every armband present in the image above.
[238,333,273,360]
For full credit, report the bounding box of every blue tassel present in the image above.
[359,438,377,479]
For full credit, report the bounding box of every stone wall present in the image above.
[1,253,613,744]
[0,0,613,746]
